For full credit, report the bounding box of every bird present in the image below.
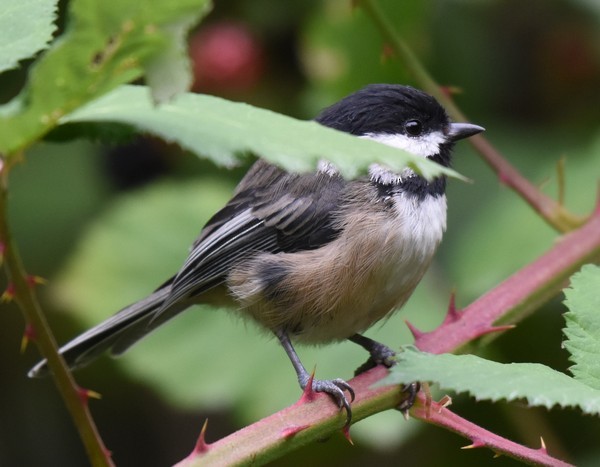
[29,84,484,424]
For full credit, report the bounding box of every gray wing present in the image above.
[30,160,347,376]
[154,159,346,319]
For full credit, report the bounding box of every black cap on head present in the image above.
[315,84,450,137]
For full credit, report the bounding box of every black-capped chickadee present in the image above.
[29,84,484,424]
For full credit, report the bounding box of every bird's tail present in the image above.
[28,286,180,378]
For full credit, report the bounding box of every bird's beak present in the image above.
[446,123,485,142]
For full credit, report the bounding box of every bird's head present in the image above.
[315,84,484,171]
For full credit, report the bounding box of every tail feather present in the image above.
[28,287,172,378]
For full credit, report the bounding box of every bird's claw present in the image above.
[348,337,420,418]
[398,382,420,417]
[304,377,355,426]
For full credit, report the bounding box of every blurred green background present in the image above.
[1,0,599,465]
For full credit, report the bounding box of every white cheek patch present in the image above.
[361,131,446,184]
[361,131,446,159]
[368,163,414,185]
[319,131,446,183]
[317,160,339,177]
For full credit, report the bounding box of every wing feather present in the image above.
[153,160,347,322]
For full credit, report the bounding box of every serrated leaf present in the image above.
[380,346,600,415]
[0,0,58,73]
[144,14,209,103]
[563,264,600,390]
[0,0,210,155]
[58,85,463,180]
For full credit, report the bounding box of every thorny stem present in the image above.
[411,396,573,467]
[0,157,113,467]
[177,366,572,467]
[5,3,592,465]
[179,5,600,463]
[358,0,585,233]
[177,207,600,467]
[414,210,600,354]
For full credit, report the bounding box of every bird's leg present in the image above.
[276,330,355,425]
[348,333,419,415]
[348,333,396,374]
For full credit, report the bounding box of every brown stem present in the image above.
[414,210,600,353]
[411,395,574,467]
[358,0,585,233]
[173,175,600,467]
[0,157,113,467]
[467,135,585,232]
[176,366,570,467]
[175,204,600,465]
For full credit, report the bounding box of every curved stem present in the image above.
[176,366,571,467]
[358,0,585,232]
[411,395,573,467]
[0,156,113,467]
[414,210,600,353]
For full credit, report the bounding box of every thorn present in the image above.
[342,424,354,445]
[493,452,502,458]
[20,322,36,353]
[405,320,424,340]
[1,282,15,302]
[442,291,461,325]
[461,439,485,450]
[498,170,512,187]
[78,387,102,405]
[437,395,452,411]
[191,419,211,455]
[27,275,47,287]
[280,424,310,440]
[381,43,395,61]
[297,369,317,405]
[440,85,462,97]
[539,436,547,453]
[477,324,516,338]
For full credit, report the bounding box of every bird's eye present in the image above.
[404,119,423,137]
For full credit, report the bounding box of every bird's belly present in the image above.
[290,235,438,343]
[228,194,446,343]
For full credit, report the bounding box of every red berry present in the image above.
[189,22,264,92]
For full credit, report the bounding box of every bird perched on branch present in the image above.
[30,84,484,425]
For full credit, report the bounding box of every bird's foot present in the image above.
[300,374,355,426]
[398,382,420,418]
[348,335,420,416]
[353,339,396,376]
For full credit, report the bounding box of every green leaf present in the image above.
[0,0,211,155]
[380,346,600,415]
[144,16,205,103]
[0,0,58,73]
[58,85,463,180]
[563,264,600,390]
[53,178,449,427]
